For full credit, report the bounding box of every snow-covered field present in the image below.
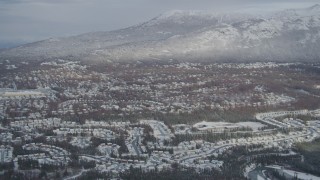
[193,121,265,131]
[193,121,239,131]
[236,122,266,131]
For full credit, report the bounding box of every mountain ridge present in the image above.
[1,5,320,63]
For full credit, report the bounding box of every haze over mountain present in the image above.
[1,5,320,63]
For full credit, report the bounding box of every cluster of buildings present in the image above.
[0,132,13,143]
[79,111,319,174]
[53,128,116,140]
[256,109,315,128]
[0,106,319,176]
[70,137,92,148]
[0,59,319,177]
[140,120,174,142]
[124,127,147,157]
[97,143,120,157]
[0,60,300,122]
[19,143,70,166]
[0,145,13,163]
[10,118,61,131]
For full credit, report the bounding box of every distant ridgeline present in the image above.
[1,5,320,63]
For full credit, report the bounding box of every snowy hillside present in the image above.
[1,5,320,62]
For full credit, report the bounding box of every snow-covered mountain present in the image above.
[1,5,320,63]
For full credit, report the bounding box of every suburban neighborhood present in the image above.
[0,60,320,179]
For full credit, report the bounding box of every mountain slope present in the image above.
[1,5,320,62]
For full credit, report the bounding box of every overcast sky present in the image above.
[0,0,319,48]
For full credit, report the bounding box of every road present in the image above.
[63,169,88,180]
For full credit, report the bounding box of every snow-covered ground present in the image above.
[244,164,256,178]
[2,5,320,63]
[172,124,191,134]
[193,121,265,131]
[257,175,266,180]
[236,122,266,131]
[193,121,240,131]
[267,165,320,180]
